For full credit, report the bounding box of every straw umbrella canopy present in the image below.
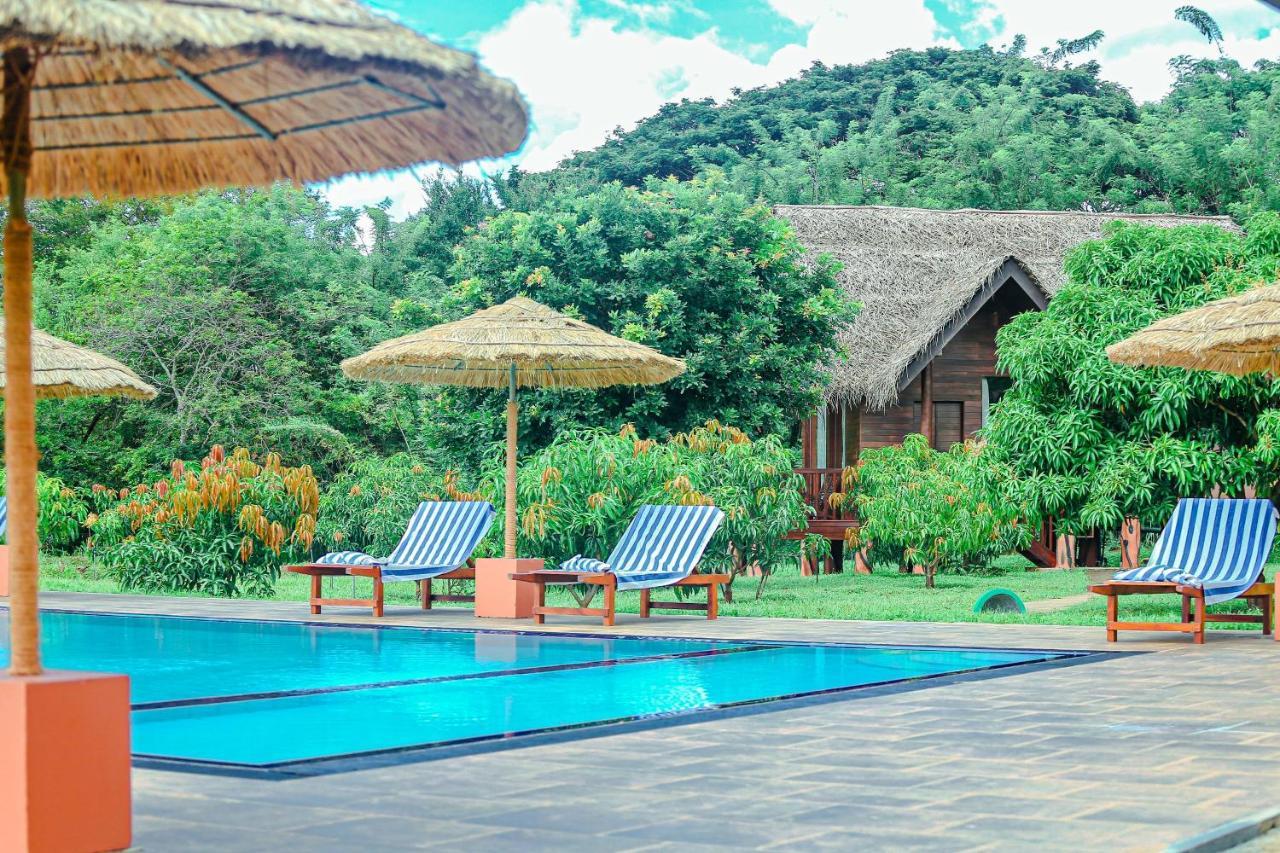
[0,326,157,400]
[341,296,686,559]
[1107,283,1280,376]
[1,0,528,677]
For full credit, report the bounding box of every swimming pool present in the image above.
[0,610,1088,772]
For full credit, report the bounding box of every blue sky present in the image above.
[327,1,1280,217]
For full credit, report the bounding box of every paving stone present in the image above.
[41,590,1280,852]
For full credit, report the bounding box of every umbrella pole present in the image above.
[504,363,518,559]
[3,47,39,676]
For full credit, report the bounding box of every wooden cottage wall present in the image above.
[858,284,1032,451]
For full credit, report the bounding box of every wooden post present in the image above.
[3,46,38,677]
[1120,517,1141,569]
[919,363,933,447]
[504,364,518,560]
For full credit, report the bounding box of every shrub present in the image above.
[317,453,491,556]
[513,421,816,598]
[0,473,91,553]
[853,435,1033,588]
[88,445,319,596]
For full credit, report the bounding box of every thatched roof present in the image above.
[1107,281,1280,376]
[775,205,1239,410]
[342,296,686,389]
[0,325,157,399]
[7,0,528,198]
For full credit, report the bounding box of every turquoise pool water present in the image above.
[0,610,1071,768]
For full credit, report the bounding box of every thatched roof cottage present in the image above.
[773,205,1238,552]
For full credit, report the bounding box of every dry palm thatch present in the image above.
[0,326,156,399]
[775,205,1239,410]
[1107,282,1280,376]
[344,296,684,559]
[7,0,528,198]
[341,296,686,388]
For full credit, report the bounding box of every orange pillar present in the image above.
[0,672,132,852]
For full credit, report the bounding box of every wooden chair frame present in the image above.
[509,570,731,626]
[285,561,476,617]
[1087,580,1274,644]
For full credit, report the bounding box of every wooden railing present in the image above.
[794,467,854,521]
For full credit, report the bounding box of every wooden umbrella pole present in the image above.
[504,363,518,559]
[3,47,39,676]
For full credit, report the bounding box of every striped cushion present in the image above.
[1112,498,1276,605]
[557,504,724,591]
[313,501,495,582]
[0,496,7,540]
[560,555,609,573]
[315,550,380,566]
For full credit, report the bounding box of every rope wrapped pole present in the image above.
[504,363,518,559]
[4,46,40,676]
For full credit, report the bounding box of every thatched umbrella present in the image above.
[341,296,686,559]
[0,326,157,400]
[1107,283,1280,376]
[1,0,528,678]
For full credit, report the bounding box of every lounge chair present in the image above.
[1088,498,1276,643]
[287,500,495,617]
[510,504,728,626]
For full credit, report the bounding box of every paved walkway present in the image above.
[42,592,1280,852]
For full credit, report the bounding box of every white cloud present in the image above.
[982,0,1278,102]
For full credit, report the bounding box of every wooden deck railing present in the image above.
[794,467,854,521]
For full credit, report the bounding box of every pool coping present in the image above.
[24,607,1133,779]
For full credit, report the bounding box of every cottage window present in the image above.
[982,376,1014,426]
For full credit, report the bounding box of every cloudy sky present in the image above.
[325,0,1280,217]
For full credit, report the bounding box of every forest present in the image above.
[20,32,1280,494]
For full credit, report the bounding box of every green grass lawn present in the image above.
[37,553,1274,628]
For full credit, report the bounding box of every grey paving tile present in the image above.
[43,590,1280,852]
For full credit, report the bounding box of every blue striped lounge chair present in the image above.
[287,501,495,617]
[510,504,728,626]
[1087,498,1276,643]
[0,494,7,539]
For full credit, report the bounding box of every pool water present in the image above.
[0,610,1073,769]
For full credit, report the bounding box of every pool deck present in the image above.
[41,591,1280,852]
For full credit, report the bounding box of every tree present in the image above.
[853,436,1031,588]
[29,185,412,484]
[1175,6,1225,56]
[982,213,1280,534]
[426,174,855,470]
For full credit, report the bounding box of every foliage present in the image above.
[88,445,319,596]
[983,213,1280,533]
[0,473,91,553]
[427,175,854,471]
[555,44,1278,218]
[514,421,815,597]
[317,453,491,557]
[852,435,1032,588]
[31,185,423,486]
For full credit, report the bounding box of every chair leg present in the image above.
[1262,593,1273,636]
[421,579,432,610]
[373,573,384,618]
[1105,594,1118,642]
[603,581,616,627]
[639,589,650,619]
[534,582,545,624]
[1194,594,1206,644]
[310,574,322,615]
[1181,595,1191,624]
[707,582,719,620]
